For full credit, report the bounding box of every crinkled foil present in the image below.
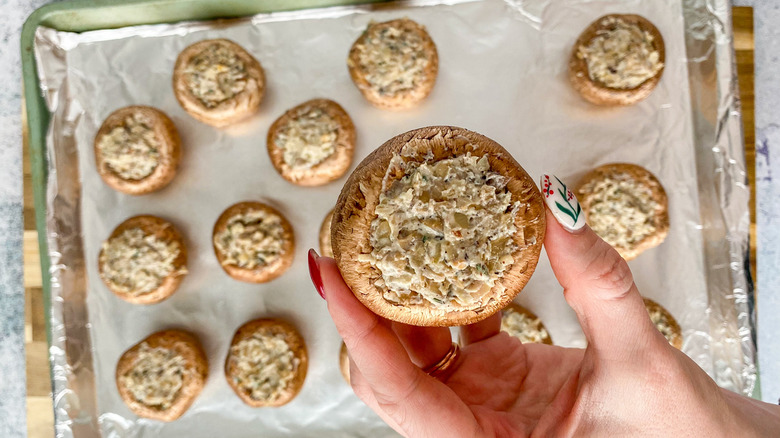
[681,0,756,395]
[33,0,755,436]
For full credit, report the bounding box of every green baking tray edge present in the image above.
[19,0,385,411]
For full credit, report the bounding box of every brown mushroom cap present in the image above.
[98,215,187,305]
[642,298,683,350]
[224,318,308,407]
[94,106,181,195]
[173,39,265,127]
[501,302,553,345]
[575,163,669,261]
[319,208,335,258]
[267,99,356,186]
[116,329,208,422]
[339,342,350,384]
[212,201,295,283]
[347,18,439,110]
[568,14,665,106]
[331,126,545,327]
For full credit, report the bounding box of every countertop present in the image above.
[1,1,777,437]
[738,0,780,406]
[0,1,59,436]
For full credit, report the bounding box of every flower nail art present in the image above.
[541,174,585,231]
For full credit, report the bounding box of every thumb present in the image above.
[539,174,665,360]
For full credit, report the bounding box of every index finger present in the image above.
[310,252,479,436]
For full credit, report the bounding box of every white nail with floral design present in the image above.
[540,174,585,232]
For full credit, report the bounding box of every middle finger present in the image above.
[391,323,452,368]
[459,312,502,345]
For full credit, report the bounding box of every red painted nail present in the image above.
[308,248,325,299]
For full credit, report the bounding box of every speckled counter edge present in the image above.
[0,204,25,438]
[734,0,780,404]
[1,1,63,437]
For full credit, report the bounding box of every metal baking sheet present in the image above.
[33,0,755,436]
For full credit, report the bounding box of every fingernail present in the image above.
[540,174,586,232]
[308,248,326,299]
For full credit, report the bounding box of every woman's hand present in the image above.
[309,208,780,437]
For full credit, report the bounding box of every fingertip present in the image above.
[540,174,586,232]
[459,312,502,345]
[307,248,326,299]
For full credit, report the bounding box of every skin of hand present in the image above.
[308,209,780,437]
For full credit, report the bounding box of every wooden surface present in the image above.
[734,7,757,284]
[22,8,757,436]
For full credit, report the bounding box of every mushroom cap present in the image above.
[224,318,308,407]
[332,126,545,327]
[575,162,669,261]
[501,302,553,345]
[98,215,187,305]
[568,14,665,106]
[212,201,295,284]
[643,298,683,350]
[116,329,208,421]
[347,18,439,110]
[94,105,181,195]
[173,39,265,126]
[267,99,356,187]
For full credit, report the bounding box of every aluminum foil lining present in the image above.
[33,0,755,436]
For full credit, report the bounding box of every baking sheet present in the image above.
[33,0,756,436]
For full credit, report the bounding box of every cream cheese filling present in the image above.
[97,113,161,180]
[274,108,339,169]
[121,343,186,409]
[229,333,299,402]
[214,210,286,269]
[577,17,663,89]
[581,172,659,251]
[353,22,430,96]
[367,153,519,308]
[100,228,182,295]
[184,43,248,108]
[648,305,678,344]
[501,307,549,344]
